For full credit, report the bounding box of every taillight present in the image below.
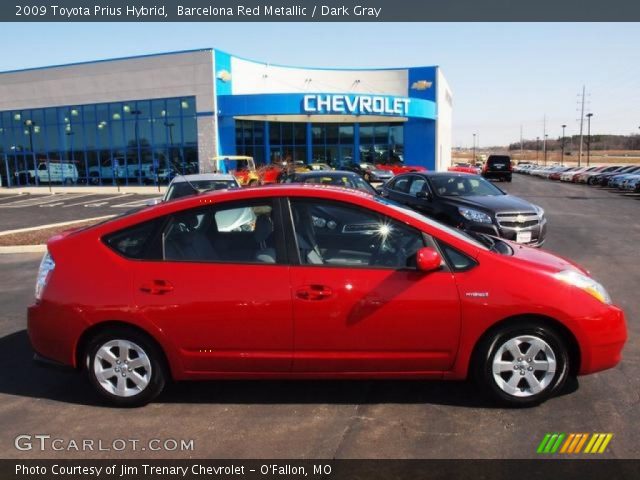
[35,251,55,301]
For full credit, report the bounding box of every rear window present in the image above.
[488,156,511,166]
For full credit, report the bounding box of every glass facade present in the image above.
[0,96,198,187]
[234,120,405,168]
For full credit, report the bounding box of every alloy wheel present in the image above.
[491,335,557,397]
[93,339,152,397]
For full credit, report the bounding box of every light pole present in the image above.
[472,133,476,163]
[544,134,548,166]
[561,124,566,166]
[536,136,540,162]
[24,119,41,187]
[586,113,593,166]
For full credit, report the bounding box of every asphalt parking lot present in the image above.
[0,192,162,231]
[0,175,638,460]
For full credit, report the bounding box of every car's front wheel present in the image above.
[474,322,569,407]
[85,328,166,407]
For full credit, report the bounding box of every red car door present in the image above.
[131,198,293,374]
[287,198,461,374]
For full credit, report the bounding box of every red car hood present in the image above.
[376,164,427,174]
[507,242,589,275]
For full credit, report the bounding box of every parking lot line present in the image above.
[0,194,76,208]
[64,193,133,208]
[111,197,159,208]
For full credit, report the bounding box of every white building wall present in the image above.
[230,57,409,97]
[435,68,453,171]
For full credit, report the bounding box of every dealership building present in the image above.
[0,48,452,187]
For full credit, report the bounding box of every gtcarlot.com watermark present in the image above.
[14,434,195,452]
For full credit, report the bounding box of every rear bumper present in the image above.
[482,171,512,180]
[578,306,627,375]
[27,302,85,368]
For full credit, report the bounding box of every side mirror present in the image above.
[416,247,442,272]
[146,198,162,207]
[416,191,431,200]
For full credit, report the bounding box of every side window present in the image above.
[104,218,163,260]
[438,242,477,271]
[162,201,279,264]
[392,176,411,193]
[290,199,424,269]
[409,177,427,195]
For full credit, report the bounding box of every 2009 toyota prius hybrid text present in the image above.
[27,185,627,407]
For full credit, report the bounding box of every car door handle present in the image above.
[296,285,333,301]
[139,279,174,295]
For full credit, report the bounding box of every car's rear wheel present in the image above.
[474,322,569,407]
[85,328,166,407]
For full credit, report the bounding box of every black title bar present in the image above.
[4,460,640,480]
[3,0,640,22]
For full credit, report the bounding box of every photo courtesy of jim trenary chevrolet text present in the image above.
[0,1,638,479]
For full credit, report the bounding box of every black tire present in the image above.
[473,321,569,407]
[85,327,166,407]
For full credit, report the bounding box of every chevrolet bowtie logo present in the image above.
[516,215,527,223]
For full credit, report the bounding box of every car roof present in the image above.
[170,173,236,183]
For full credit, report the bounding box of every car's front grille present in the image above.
[495,212,540,229]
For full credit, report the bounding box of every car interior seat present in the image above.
[254,214,276,263]
[293,205,324,265]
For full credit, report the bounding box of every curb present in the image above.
[0,186,165,195]
[0,245,47,254]
[0,215,116,237]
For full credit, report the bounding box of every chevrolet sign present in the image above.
[303,94,411,116]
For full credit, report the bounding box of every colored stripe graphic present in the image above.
[538,433,613,454]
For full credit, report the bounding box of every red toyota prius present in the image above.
[28,185,627,407]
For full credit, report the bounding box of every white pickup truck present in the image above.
[88,158,154,184]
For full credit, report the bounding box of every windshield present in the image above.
[165,180,238,201]
[220,159,252,172]
[373,196,488,250]
[429,175,504,197]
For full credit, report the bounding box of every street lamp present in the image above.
[23,119,39,187]
[544,134,548,166]
[536,136,540,162]
[586,113,593,166]
[472,133,476,163]
[561,125,567,166]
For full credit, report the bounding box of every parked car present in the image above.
[15,161,79,185]
[342,161,394,183]
[559,166,597,182]
[592,165,640,186]
[162,174,240,202]
[621,174,640,192]
[578,165,621,185]
[282,170,378,195]
[481,155,512,182]
[607,167,640,188]
[28,185,626,408]
[548,167,575,181]
[448,163,481,175]
[375,157,427,175]
[382,172,547,246]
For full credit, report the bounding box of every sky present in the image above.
[1,22,639,147]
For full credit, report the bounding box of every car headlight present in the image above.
[458,207,492,224]
[533,204,545,217]
[554,270,612,304]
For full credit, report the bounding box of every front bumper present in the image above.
[578,306,627,375]
[463,216,547,247]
